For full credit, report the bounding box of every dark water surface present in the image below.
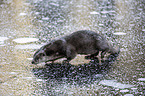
[0,0,144,95]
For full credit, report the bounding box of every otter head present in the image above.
[32,40,65,64]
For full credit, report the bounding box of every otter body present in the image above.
[32,30,120,64]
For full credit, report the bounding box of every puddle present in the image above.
[13,38,39,43]
[99,80,134,89]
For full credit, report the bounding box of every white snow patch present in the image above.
[138,78,145,81]
[124,94,134,96]
[0,37,9,42]
[99,80,133,89]
[101,11,109,14]
[15,44,42,49]
[90,11,99,15]
[42,17,49,20]
[13,38,39,43]
[120,89,129,93]
[142,29,145,31]
[113,32,127,35]
[19,13,27,16]
[27,58,33,60]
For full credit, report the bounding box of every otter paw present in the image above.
[85,56,95,59]
[62,60,70,64]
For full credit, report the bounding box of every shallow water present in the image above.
[0,0,144,95]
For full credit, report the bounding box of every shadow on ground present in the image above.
[32,54,118,84]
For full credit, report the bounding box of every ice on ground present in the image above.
[120,89,129,93]
[15,44,42,49]
[113,32,127,35]
[19,13,27,16]
[0,37,9,42]
[138,78,145,81]
[90,11,99,15]
[27,58,33,60]
[124,94,134,96]
[99,80,133,89]
[0,37,9,46]
[101,11,109,14]
[13,38,39,43]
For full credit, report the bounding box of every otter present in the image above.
[32,30,120,64]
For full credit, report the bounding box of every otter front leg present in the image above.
[63,45,77,63]
[85,51,99,59]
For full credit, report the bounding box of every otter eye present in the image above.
[46,50,54,55]
[56,52,59,55]
[40,53,45,56]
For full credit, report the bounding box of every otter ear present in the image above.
[53,40,66,51]
[44,40,65,52]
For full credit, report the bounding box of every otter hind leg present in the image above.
[85,51,99,59]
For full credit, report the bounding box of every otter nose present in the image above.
[31,60,35,64]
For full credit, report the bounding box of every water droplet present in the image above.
[35,12,40,15]
[120,89,129,93]
[9,72,17,75]
[27,58,33,60]
[90,11,99,15]
[37,79,43,82]
[19,13,27,16]
[99,24,104,26]
[42,17,49,20]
